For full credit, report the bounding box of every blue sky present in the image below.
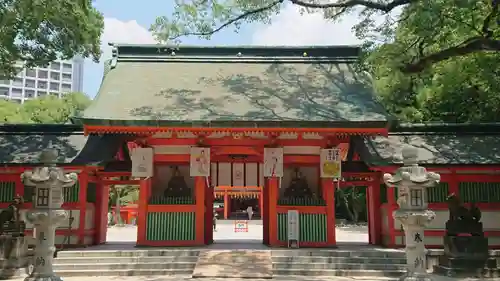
[84,0,361,98]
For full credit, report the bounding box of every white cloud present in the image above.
[100,18,156,61]
[84,18,156,97]
[252,4,361,46]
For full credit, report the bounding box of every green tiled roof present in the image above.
[76,45,389,127]
[360,123,500,165]
[0,125,87,164]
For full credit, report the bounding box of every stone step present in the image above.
[54,256,199,264]
[272,256,406,264]
[55,269,193,277]
[56,249,200,258]
[271,250,404,258]
[272,262,406,271]
[192,250,272,278]
[272,269,406,277]
[53,262,196,271]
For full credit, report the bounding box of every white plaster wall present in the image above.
[212,162,261,187]
[85,207,95,230]
[481,211,500,230]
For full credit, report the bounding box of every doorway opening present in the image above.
[105,184,140,246]
[335,185,369,245]
[205,161,265,247]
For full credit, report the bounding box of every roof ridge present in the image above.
[109,44,361,60]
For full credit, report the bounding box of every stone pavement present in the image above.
[106,220,371,246]
[11,276,500,281]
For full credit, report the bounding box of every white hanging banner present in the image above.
[263,148,284,177]
[190,147,211,177]
[320,148,341,178]
[287,210,300,248]
[131,147,154,178]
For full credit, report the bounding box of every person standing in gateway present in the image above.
[246,206,253,220]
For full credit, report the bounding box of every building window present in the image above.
[62,73,72,83]
[36,188,50,207]
[61,83,71,92]
[11,88,22,97]
[0,80,10,86]
[50,62,61,71]
[50,72,60,81]
[38,70,48,79]
[12,78,23,87]
[37,81,47,89]
[410,189,423,207]
[0,87,9,96]
[38,92,47,97]
[49,82,59,91]
[24,79,36,88]
[50,92,59,97]
[25,89,35,98]
[62,63,72,73]
[26,69,36,77]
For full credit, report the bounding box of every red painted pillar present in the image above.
[268,177,279,246]
[387,177,397,247]
[322,178,336,247]
[259,189,263,219]
[448,171,458,195]
[224,192,229,219]
[194,176,206,245]
[368,175,381,245]
[204,181,213,244]
[77,172,89,246]
[136,178,150,246]
[95,181,109,245]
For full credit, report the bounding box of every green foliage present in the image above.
[0,0,104,79]
[149,0,500,123]
[0,92,91,124]
[150,0,499,73]
[366,0,500,122]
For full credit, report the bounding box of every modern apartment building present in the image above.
[0,57,84,103]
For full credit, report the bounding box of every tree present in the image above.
[149,0,499,73]
[108,185,138,226]
[365,1,500,122]
[22,92,91,123]
[0,0,104,79]
[0,99,29,123]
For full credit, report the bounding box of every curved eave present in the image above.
[82,124,388,136]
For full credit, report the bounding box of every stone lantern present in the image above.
[21,149,78,281]
[383,145,440,281]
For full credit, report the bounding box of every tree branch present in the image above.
[169,0,284,40]
[402,37,500,73]
[290,0,414,13]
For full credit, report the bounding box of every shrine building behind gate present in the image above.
[0,45,499,249]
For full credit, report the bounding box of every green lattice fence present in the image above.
[428,182,449,203]
[146,212,196,241]
[277,213,327,242]
[24,181,79,203]
[277,197,325,206]
[0,181,15,203]
[380,182,449,204]
[148,196,195,205]
[459,182,500,203]
[63,181,80,203]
